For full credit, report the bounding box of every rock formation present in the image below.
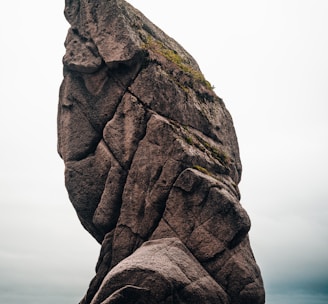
[58,0,265,303]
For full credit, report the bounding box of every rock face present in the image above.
[58,0,265,303]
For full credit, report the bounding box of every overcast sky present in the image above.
[1,1,327,303]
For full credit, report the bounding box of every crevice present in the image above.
[203,248,227,267]
[79,68,148,167]
[116,223,147,249]
[127,84,229,178]
[157,216,182,240]
[100,136,125,171]
[92,143,128,235]
[112,105,151,173]
[64,97,102,162]
[144,170,182,240]
[71,28,88,43]
[188,183,212,216]
[228,226,250,250]
[109,64,140,92]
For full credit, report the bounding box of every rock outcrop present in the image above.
[58,0,265,303]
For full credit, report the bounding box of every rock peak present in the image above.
[58,0,265,303]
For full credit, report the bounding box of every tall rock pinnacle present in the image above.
[58,0,265,303]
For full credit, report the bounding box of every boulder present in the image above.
[58,0,265,303]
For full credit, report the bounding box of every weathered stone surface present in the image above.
[90,238,229,304]
[58,0,265,303]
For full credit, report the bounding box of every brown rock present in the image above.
[58,0,265,303]
[90,238,229,304]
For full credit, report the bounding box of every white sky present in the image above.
[0,1,327,303]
